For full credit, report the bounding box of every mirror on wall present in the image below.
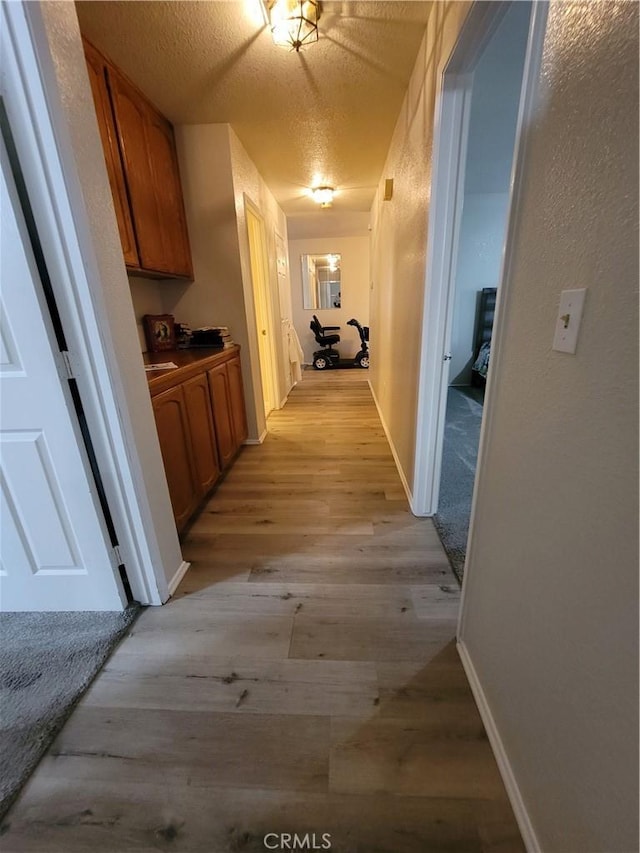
[301,253,341,310]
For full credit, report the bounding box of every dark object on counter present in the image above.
[190,326,234,348]
[143,314,176,352]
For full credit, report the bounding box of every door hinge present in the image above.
[112,545,123,567]
[443,353,452,361]
[60,350,75,379]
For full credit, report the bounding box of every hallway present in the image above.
[3,371,524,852]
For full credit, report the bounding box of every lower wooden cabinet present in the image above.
[207,363,236,469]
[182,372,220,496]
[227,355,249,446]
[147,347,246,533]
[152,385,198,531]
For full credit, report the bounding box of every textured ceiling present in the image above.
[75,1,433,218]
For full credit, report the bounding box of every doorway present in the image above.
[245,199,278,418]
[435,3,531,581]
[413,1,542,581]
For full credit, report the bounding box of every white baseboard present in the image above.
[457,640,540,853]
[244,428,267,446]
[167,560,190,597]
[367,379,416,512]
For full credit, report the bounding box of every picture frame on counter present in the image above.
[143,314,176,352]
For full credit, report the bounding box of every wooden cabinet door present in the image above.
[107,66,192,278]
[83,40,139,267]
[107,67,166,272]
[227,355,248,446]
[145,111,193,278]
[208,364,236,469]
[183,373,220,497]
[152,385,197,532]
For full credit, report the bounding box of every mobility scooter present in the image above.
[310,315,370,370]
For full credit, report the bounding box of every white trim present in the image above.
[458,1,549,639]
[413,1,515,518]
[167,561,191,597]
[2,2,181,606]
[368,380,416,513]
[244,428,268,446]
[457,640,541,852]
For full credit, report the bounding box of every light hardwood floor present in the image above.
[2,369,524,852]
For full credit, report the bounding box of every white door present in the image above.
[0,137,125,612]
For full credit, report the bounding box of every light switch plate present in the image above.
[552,288,587,354]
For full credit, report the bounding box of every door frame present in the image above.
[412,0,545,518]
[244,195,280,418]
[2,2,184,606]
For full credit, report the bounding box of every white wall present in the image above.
[160,125,251,433]
[228,128,292,411]
[449,2,530,385]
[460,2,639,851]
[369,2,471,493]
[31,1,184,597]
[289,236,370,364]
[129,276,164,351]
[449,193,509,383]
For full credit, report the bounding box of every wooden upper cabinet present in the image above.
[83,39,139,267]
[82,38,193,279]
[144,111,193,278]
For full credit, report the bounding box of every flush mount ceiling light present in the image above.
[265,0,321,52]
[311,186,334,207]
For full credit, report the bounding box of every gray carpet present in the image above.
[0,606,140,820]
[433,386,484,584]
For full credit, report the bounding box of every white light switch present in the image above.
[552,288,587,354]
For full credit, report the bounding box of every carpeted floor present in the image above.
[433,386,484,584]
[0,606,140,820]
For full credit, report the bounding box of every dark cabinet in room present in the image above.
[82,37,193,280]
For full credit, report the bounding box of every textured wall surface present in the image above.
[369,2,471,490]
[289,235,371,364]
[38,1,183,590]
[162,124,258,436]
[460,2,639,850]
[228,128,292,415]
[75,1,433,216]
[163,124,291,439]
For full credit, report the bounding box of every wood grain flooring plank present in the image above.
[1,778,525,853]
[83,656,378,717]
[290,616,456,662]
[46,706,329,793]
[1,369,523,852]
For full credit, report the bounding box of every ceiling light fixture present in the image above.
[311,186,334,207]
[266,0,321,52]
